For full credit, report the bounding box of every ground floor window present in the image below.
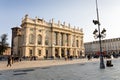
[29,49,33,56]
[38,50,41,56]
[46,50,48,57]
[61,49,65,57]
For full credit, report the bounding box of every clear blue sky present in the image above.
[0,0,120,46]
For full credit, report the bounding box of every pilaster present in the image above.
[25,27,29,45]
[57,33,60,46]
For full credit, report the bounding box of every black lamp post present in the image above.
[93,0,106,69]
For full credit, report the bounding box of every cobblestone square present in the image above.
[0,59,120,80]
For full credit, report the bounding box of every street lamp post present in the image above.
[93,0,106,69]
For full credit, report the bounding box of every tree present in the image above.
[0,34,9,55]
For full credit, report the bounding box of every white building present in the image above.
[84,38,120,55]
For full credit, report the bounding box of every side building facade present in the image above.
[84,38,120,56]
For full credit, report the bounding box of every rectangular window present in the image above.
[29,49,32,56]
[38,50,41,56]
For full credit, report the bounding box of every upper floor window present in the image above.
[76,40,79,47]
[45,31,49,45]
[38,35,42,45]
[29,34,34,44]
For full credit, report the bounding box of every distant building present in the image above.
[3,47,11,56]
[11,14,84,59]
[84,38,120,55]
[0,41,11,56]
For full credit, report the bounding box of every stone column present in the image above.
[68,34,72,47]
[24,27,29,45]
[66,34,68,46]
[34,27,37,56]
[51,31,55,58]
[42,30,45,46]
[23,27,29,57]
[34,27,37,46]
[58,33,60,46]
[56,32,60,46]
[63,34,66,46]
[73,49,76,57]
[52,47,55,58]
[52,31,55,45]
[65,48,67,56]
[42,47,45,58]
[74,35,76,47]
[24,47,29,56]
[75,49,78,58]
[79,36,81,48]
[70,48,72,56]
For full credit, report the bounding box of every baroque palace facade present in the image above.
[11,14,84,59]
[84,38,120,55]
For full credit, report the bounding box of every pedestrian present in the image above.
[87,54,91,60]
[7,56,12,67]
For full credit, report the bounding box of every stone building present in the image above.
[84,37,120,56]
[11,14,84,59]
[3,47,11,56]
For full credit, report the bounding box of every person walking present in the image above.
[7,56,12,67]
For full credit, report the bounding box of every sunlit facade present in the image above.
[11,14,84,59]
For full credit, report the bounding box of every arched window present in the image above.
[38,35,42,45]
[29,34,34,44]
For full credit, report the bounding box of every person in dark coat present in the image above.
[7,56,12,67]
